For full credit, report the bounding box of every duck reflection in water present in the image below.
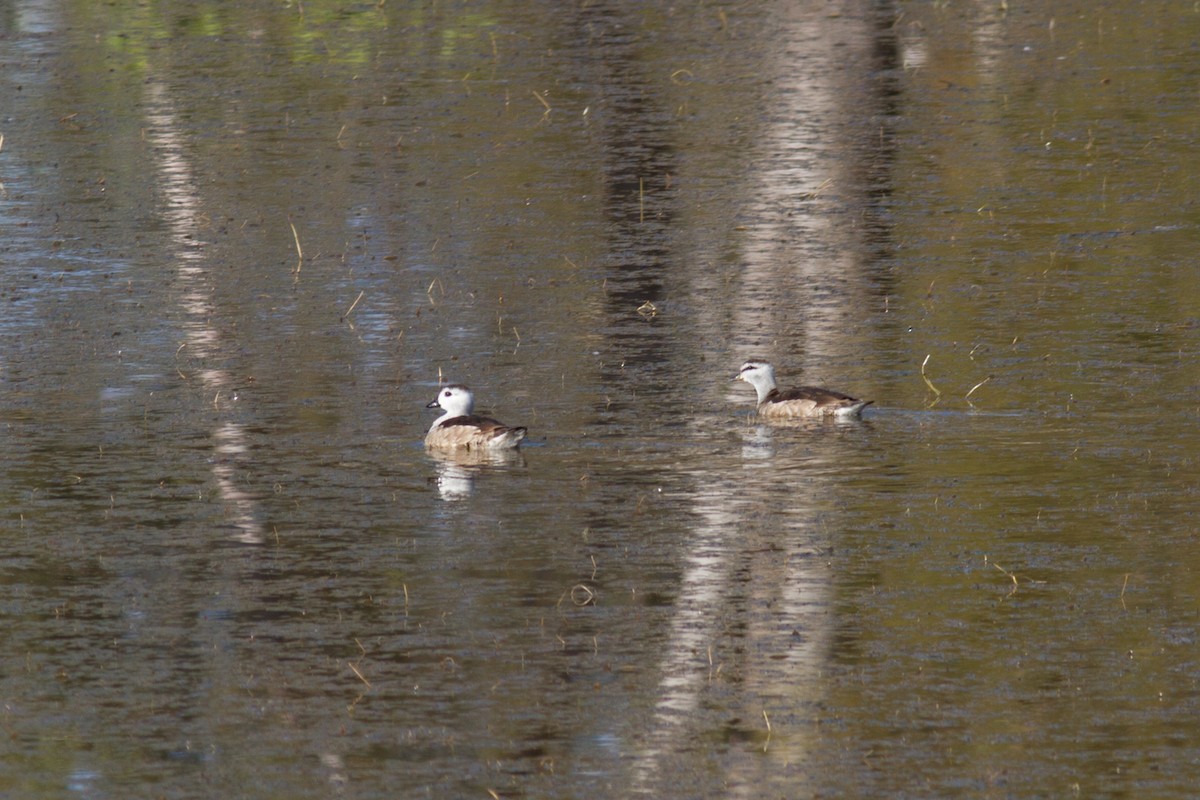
[427,447,526,501]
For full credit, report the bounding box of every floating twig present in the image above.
[343,290,364,319]
[801,178,834,200]
[289,221,303,274]
[920,354,941,400]
[965,376,992,400]
[426,277,444,305]
[348,661,371,688]
[991,559,1019,597]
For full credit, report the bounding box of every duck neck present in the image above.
[752,377,776,405]
[430,409,454,430]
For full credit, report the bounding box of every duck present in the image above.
[733,360,872,419]
[424,384,528,450]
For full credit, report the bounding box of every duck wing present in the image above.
[768,386,861,404]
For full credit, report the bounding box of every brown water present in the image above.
[3,0,1200,797]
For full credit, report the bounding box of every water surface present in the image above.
[3,1,1200,797]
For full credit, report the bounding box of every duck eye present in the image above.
[443,389,451,397]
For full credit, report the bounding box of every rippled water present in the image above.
[3,0,1200,797]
